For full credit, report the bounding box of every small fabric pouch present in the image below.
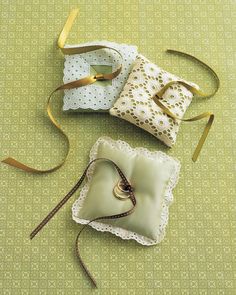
[110,53,219,161]
[30,136,180,287]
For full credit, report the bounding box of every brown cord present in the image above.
[30,158,136,288]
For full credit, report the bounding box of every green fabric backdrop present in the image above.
[0,0,235,294]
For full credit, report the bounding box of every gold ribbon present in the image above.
[2,9,122,173]
[2,9,220,171]
[153,49,220,162]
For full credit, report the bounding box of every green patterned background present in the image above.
[0,0,235,294]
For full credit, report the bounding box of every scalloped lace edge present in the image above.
[72,136,181,246]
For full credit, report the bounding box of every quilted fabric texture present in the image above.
[0,1,235,294]
[63,41,138,111]
[110,54,199,147]
[72,137,180,245]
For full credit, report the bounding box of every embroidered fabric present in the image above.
[63,41,138,111]
[72,136,181,246]
[110,54,200,147]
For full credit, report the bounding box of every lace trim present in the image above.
[72,137,181,246]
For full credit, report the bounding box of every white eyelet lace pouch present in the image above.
[63,41,138,111]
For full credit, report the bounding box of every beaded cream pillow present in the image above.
[110,54,199,147]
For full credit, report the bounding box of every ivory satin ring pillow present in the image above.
[72,137,180,245]
[110,53,219,161]
[30,137,181,287]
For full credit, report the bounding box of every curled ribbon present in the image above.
[30,158,136,288]
[153,49,220,162]
[2,9,123,173]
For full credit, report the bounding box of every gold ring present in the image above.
[113,180,132,200]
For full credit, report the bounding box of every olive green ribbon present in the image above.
[153,49,220,162]
[30,158,136,288]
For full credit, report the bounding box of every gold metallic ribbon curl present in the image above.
[153,49,220,162]
[2,9,122,173]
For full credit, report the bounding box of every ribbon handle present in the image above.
[30,158,136,288]
[2,9,123,173]
[153,49,219,162]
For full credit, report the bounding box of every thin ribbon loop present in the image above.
[166,49,220,98]
[153,49,219,162]
[57,9,123,79]
[30,158,136,288]
[153,97,214,162]
[2,9,123,173]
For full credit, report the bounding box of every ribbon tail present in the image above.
[154,97,214,162]
[2,9,123,174]
[153,49,219,162]
[58,8,79,49]
[192,113,214,162]
[1,73,113,174]
[75,196,136,289]
[75,227,98,288]
[1,91,70,173]
[1,157,65,173]
[29,161,88,239]
[166,49,220,98]
[30,158,136,288]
